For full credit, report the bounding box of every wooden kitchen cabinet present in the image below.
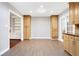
[75,37,79,56]
[23,15,31,39]
[69,2,79,24]
[74,3,79,24]
[64,33,79,56]
[69,2,75,24]
[64,34,69,52]
[68,35,75,55]
[63,34,75,55]
[50,15,58,40]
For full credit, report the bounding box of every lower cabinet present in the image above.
[75,37,79,56]
[64,34,69,52]
[64,34,79,56]
[68,35,75,55]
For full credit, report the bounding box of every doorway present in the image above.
[9,10,22,48]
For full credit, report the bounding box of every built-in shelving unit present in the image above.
[13,18,21,31]
[10,14,21,39]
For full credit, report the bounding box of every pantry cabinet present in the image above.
[50,15,58,40]
[69,2,79,24]
[23,15,31,39]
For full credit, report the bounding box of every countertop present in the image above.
[63,33,79,37]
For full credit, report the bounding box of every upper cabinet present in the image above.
[69,2,79,24]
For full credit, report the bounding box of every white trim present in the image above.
[73,24,75,34]
[10,38,21,39]
[9,10,21,18]
[30,37,51,39]
[0,48,9,56]
[58,39,63,42]
[9,9,23,42]
[21,16,24,41]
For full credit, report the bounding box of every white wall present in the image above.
[0,2,22,55]
[0,3,9,55]
[31,17,50,39]
[58,9,69,42]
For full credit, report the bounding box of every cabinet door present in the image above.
[75,3,79,24]
[75,37,79,56]
[69,2,75,24]
[69,2,79,24]
[69,36,75,55]
[64,34,69,51]
[64,35,75,55]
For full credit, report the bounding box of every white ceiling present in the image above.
[9,2,69,17]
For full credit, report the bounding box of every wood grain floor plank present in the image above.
[2,39,70,56]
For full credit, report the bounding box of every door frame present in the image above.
[9,9,23,48]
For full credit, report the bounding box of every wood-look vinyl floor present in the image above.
[10,39,21,48]
[2,39,70,56]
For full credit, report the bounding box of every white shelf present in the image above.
[10,18,21,32]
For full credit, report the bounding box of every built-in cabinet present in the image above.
[23,15,31,39]
[68,2,79,56]
[64,34,75,55]
[50,15,58,40]
[64,33,79,56]
[64,34,68,52]
[10,15,21,39]
[69,2,79,24]
[75,37,79,55]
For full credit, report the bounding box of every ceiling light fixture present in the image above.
[51,10,54,13]
[30,11,32,13]
[36,5,46,14]
[40,5,44,8]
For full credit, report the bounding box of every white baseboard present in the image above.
[30,37,51,39]
[10,38,21,39]
[0,48,9,56]
[58,38,63,42]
